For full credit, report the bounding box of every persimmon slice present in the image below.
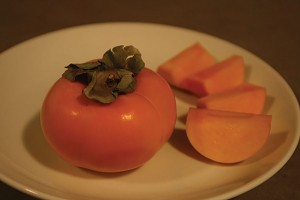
[157,43,216,88]
[180,55,244,96]
[186,108,272,163]
[197,83,266,114]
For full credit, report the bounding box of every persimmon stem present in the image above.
[62,45,145,103]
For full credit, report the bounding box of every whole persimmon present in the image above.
[40,45,176,172]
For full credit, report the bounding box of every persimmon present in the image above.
[41,45,177,172]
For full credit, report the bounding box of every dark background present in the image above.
[1,0,299,199]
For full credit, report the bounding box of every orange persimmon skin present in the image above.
[40,68,176,172]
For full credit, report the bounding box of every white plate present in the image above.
[0,22,299,200]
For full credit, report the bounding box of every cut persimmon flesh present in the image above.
[157,42,216,88]
[186,108,272,163]
[180,55,244,96]
[197,83,267,114]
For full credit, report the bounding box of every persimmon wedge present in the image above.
[186,108,272,163]
[197,83,267,114]
[180,55,244,96]
[157,42,216,88]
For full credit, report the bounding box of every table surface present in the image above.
[1,1,299,199]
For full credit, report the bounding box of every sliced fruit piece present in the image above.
[186,108,272,163]
[197,83,267,114]
[157,42,216,88]
[180,55,244,96]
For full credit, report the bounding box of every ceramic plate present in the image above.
[0,22,299,200]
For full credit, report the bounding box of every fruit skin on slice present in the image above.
[180,55,245,96]
[157,42,216,88]
[197,83,267,114]
[186,108,272,164]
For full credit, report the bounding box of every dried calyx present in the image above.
[62,45,145,103]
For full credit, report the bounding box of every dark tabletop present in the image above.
[1,0,299,199]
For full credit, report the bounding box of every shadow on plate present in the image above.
[244,131,289,164]
[168,128,215,165]
[22,112,136,179]
[263,95,275,114]
[172,87,198,105]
